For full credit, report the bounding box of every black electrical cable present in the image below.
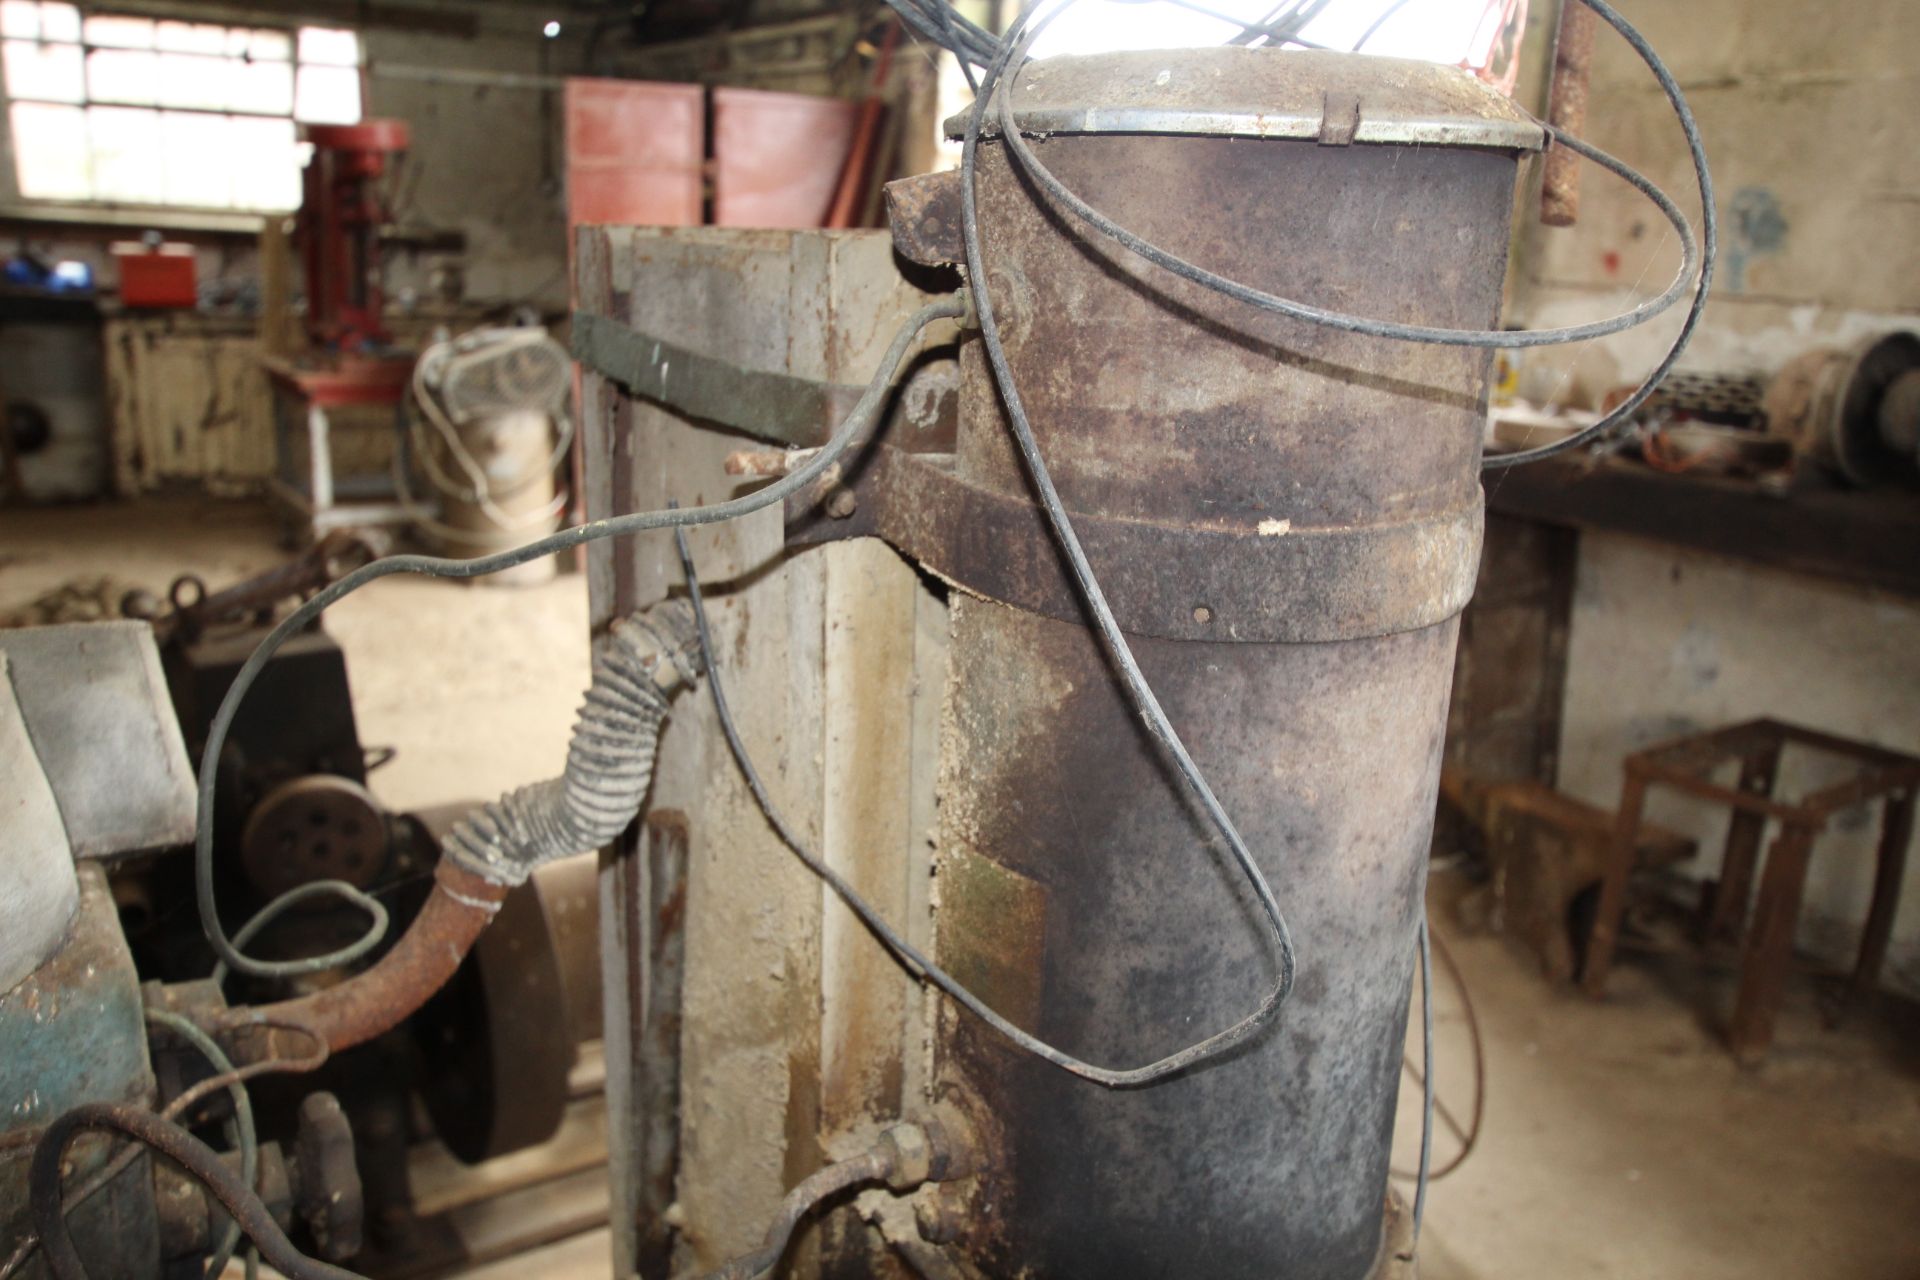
[1353,0,1421,51]
[992,7,1696,350]
[675,525,1274,1085]
[1228,0,1301,45]
[1394,924,1484,1183]
[193,295,964,980]
[30,1104,364,1280]
[1145,0,1332,49]
[1412,913,1434,1248]
[951,0,1297,1085]
[897,0,1716,468]
[145,1009,259,1280]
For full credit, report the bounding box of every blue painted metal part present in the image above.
[1,863,159,1278]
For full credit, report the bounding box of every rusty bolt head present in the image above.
[913,1185,967,1245]
[878,1121,934,1191]
[825,487,859,520]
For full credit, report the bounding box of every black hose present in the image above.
[144,1009,257,1280]
[30,1104,365,1280]
[698,1150,892,1280]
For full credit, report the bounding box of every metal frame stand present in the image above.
[1583,718,1919,1062]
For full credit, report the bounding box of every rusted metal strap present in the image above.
[572,311,863,449]
[797,451,1485,643]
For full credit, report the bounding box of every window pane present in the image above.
[229,113,298,210]
[155,51,230,110]
[39,1,76,41]
[161,110,231,207]
[1,0,36,39]
[155,20,225,54]
[230,57,292,114]
[0,0,40,39]
[87,48,158,105]
[244,28,292,61]
[296,26,358,66]
[294,63,358,124]
[83,14,153,49]
[5,38,83,102]
[87,105,163,202]
[11,100,87,198]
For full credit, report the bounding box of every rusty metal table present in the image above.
[264,353,430,543]
[1582,718,1920,1061]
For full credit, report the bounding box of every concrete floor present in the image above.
[4,495,1918,1279]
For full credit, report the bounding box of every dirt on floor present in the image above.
[4,494,1918,1280]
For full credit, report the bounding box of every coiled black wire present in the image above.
[193,295,963,980]
[952,1,1298,1085]
[900,0,1716,469]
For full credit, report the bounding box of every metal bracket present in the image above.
[1318,91,1361,146]
[572,311,864,449]
[578,317,1481,643]
[791,447,1484,644]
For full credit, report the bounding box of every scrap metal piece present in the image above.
[295,1093,364,1261]
[885,171,966,267]
[572,311,863,449]
[154,528,385,643]
[0,620,197,859]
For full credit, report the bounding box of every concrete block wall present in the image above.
[1510,0,1920,994]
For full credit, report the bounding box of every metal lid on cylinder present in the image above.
[948,46,1546,151]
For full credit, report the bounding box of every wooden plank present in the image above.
[410,1094,609,1219]
[1485,455,1920,598]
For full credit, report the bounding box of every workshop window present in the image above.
[0,1,362,211]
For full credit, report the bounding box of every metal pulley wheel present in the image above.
[240,774,390,902]
[409,806,601,1164]
[1765,331,1920,486]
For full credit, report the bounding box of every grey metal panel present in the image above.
[579,226,955,1276]
[0,621,197,859]
[0,651,77,994]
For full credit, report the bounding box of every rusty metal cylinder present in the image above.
[930,50,1541,1279]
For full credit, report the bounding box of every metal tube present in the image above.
[930,63,1527,1279]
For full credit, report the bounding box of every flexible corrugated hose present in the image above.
[443,599,702,886]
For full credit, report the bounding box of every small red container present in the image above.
[114,243,198,309]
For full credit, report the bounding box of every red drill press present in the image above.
[264,118,423,541]
[299,120,411,352]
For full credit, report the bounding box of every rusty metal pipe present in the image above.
[216,600,702,1058]
[1541,0,1597,227]
[227,859,508,1055]
[697,1123,950,1280]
